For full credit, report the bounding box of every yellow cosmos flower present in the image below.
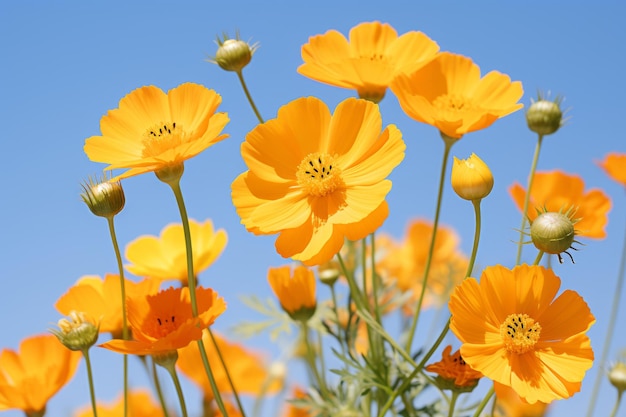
[451,153,494,201]
[125,219,227,285]
[509,170,611,239]
[55,274,160,337]
[231,97,405,265]
[268,265,317,321]
[598,152,626,187]
[449,264,595,404]
[0,334,81,414]
[425,345,482,389]
[84,83,229,180]
[74,389,165,417]
[298,21,439,102]
[376,219,468,312]
[494,382,549,417]
[177,330,282,402]
[391,52,523,140]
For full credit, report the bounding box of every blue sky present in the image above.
[1,1,626,416]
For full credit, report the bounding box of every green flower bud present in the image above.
[209,33,258,73]
[80,175,125,218]
[530,209,578,263]
[609,361,626,394]
[51,311,99,351]
[526,95,563,135]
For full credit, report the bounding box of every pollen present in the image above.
[296,152,344,197]
[499,313,541,354]
[141,121,185,158]
[433,94,477,113]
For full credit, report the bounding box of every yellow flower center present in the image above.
[296,153,344,197]
[141,122,185,158]
[500,313,542,354]
[433,94,477,112]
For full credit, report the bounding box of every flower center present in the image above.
[146,313,179,339]
[499,313,542,354]
[141,122,185,158]
[433,94,476,112]
[296,153,344,197]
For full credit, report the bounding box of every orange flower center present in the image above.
[296,153,344,197]
[141,122,185,158]
[433,94,477,112]
[145,313,180,339]
[499,313,541,354]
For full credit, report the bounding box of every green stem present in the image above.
[405,139,453,352]
[236,70,264,124]
[329,285,347,356]
[151,357,172,417]
[167,179,229,417]
[609,390,623,417]
[515,134,544,265]
[533,250,544,266]
[465,199,482,278]
[82,349,99,417]
[586,213,626,417]
[447,391,459,417]
[106,217,129,417]
[164,362,189,417]
[472,386,494,417]
[301,321,330,397]
[208,329,247,417]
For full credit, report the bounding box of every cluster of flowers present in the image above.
[1,20,626,417]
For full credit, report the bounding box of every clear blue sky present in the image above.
[1,1,625,416]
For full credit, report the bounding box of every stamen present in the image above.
[141,121,185,158]
[499,313,541,354]
[296,152,344,197]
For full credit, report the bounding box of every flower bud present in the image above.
[609,361,626,394]
[209,34,258,73]
[318,260,341,286]
[530,209,577,262]
[51,311,99,351]
[451,153,494,201]
[526,95,563,135]
[80,175,125,218]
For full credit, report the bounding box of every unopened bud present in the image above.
[80,175,125,218]
[51,311,99,351]
[526,95,563,135]
[451,153,494,201]
[209,33,258,73]
[530,209,578,263]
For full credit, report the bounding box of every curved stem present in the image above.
[151,358,171,417]
[405,139,453,352]
[208,329,247,417]
[447,391,459,417]
[82,349,99,417]
[168,179,229,416]
[586,213,626,417]
[609,390,623,417]
[465,200,483,278]
[106,217,129,417]
[236,70,264,124]
[472,386,494,417]
[164,363,189,417]
[515,134,544,265]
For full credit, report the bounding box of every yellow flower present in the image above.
[0,334,81,414]
[125,219,227,285]
[55,274,161,337]
[74,389,165,417]
[298,21,439,102]
[231,97,405,265]
[268,265,317,321]
[391,52,523,140]
[494,382,549,417]
[84,83,229,181]
[509,170,611,239]
[449,265,595,403]
[451,153,494,201]
[425,345,482,390]
[376,219,468,312]
[598,152,626,187]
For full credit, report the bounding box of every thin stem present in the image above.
[82,349,99,417]
[164,363,189,417]
[609,390,623,417]
[533,250,544,266]
[447,391,459,417]
[515,134,544,265]
[465,200,482,278]
[236,70,264,124]
[329,285,347,356]
[301,321,330,397]
[405,139,453,352]
[472,386,494,417]
[151,357,172,417]
[106,217,129,417]
[168,179,229,416]
[208,329,247,417]
[586,213,626,417]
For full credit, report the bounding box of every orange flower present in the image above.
[55,274,160,337]
[177,330,282,401]
[125,219,227,285]
[74,389,165,417]
[231,97,405,265]
[298,21,439,102]
[0,334,81,414]
[598,152,626,186]
[84,83,229,180]
[449,265,595,403]
[268,265,317,321]
[376,219,468,311]
[425,345,482,388]
[391,52,523,139]
[100,286,226,356]
[509,170,611,238]
[494,382,549,417]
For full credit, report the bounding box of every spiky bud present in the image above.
[530,209,578,263]
[209,33,258,73]
[81,175,125,218]
[526,95,563,135]
[51,311,99,351]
